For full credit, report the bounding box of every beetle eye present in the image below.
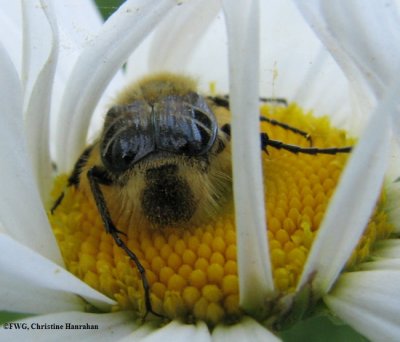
[155,95,218,156]
[100,102,154,173]
[101,130,136,173]
[174,107,215,155]
[191,108,215,152]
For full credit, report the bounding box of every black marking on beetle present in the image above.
[142,164,196,226]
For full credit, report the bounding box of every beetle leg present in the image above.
[50,192,64,214]
[51,146,94,214]
[220,123,351,155]
[87,166,163,319]
[208,95,287,109]
[210,97,312,145]
[261,133,352,155]
[260,117,312,146]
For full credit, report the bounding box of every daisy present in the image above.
[1,0,400,341]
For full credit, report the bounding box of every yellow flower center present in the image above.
[49,103,392,326]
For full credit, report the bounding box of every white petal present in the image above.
[291,47,351,129]
[297,1,400,294]
[21,0,54,107]
[372,240,400,259]
[297,1,400,145]
[299,83,398,294]
[384,143,400,232]
[138,321,210,342]
[296,1,400,130]
[222,0,274,315]
[212,316,280,342]
[126,6,229,93]
[116,321,160,342]
[1,272,83,314]
[259,1,349,117]
[22,0,59,201]
[55,0,178,172]
[325,270,400,341]
[127,0,345,106]
[148,0,221,72]
[49,0,125,152]
[0,1,22,75]
[0,311,140,342]
[0,42,62,263]
[297,1,400,100]
[0,235,115,313]
[360,259,400,271]
[51,0,103,45]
